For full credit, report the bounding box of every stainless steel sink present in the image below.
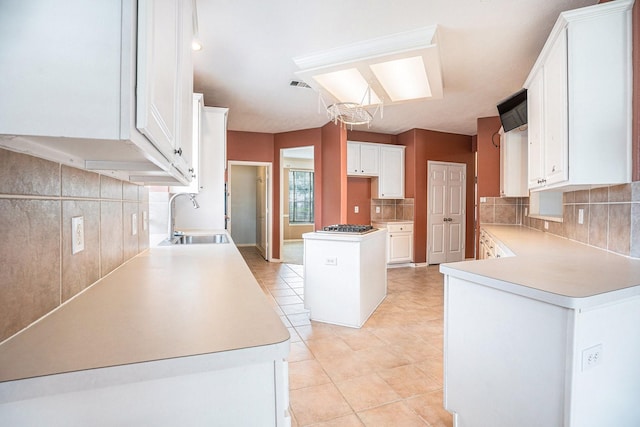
[179,234,229,244]
[160,233,229,245]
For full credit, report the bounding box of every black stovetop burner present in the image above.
[321,224,375,234]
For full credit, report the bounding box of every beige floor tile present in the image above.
[288,312,311,327]
[290,383,353,426]
[317,351,374,382]
[281,303,308,315]
[289,341,314,362]
[357,401,427,426]
[289,359,332,390]
[305,336,353,360]
[405,391,454,427]
[270,288,299,297]
[333,329,387,351]
[295,322,339,341]
[335,373,402,412]
[308,414,364,427]
[356,346,413,372]
[275,294,304,305]
[378,364,441,398]
[414,357,444,385]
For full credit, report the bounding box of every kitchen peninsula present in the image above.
[441,225,640,427]
[0,237,290,426]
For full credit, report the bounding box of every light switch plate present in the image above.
[71,216,85,254]
[578,209,584,225]
[354,206,359,214]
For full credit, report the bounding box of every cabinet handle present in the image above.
[552,165,556,172]
[174,148,183,156]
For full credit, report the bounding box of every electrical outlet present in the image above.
[324,257,337,266]
[132,213,138,236]
[524,207,528,216]
[480,197,487,203]
[375,206,381,214]
[578,209,584,225]
[354,205,359,214]
[582,344,603,371]
[71,216,85,255]
[544,221,549,230]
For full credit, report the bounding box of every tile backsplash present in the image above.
[0,148,149,342]
[371,198,414,221]
[480,182,640,258]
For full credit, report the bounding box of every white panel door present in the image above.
[428,162,466,264]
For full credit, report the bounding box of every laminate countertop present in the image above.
[440,225,640,309]
[0,233,289,383]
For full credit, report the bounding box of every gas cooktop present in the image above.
[320,224,375,234]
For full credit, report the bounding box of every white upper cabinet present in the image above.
[0,0,194,185]
[375,145,405,199]
[524,0,633,191]
[500,127,528,197]
[347,142,379,176]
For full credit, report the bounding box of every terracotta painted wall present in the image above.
[347,130,398,145]
[320,122,347,226]
[399,129,475,263]
[346,177,372,224]
[227,131,274,163]
[476,116,501,198]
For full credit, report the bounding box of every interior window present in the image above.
[289,170,314,223]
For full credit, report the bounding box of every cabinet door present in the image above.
[346,142,361,175]
[175,0,194,176]
[359,144,380,175]
[378,146,405,198]
[527,70,545,189]
[136,0,181,160]
[543,29,568,186]
[388,233,412,263]
[500,128,528,197]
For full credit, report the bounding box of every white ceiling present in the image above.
[193,0,597,137]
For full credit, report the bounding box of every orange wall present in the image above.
[347,130,398,145]
[399,129,475,263]
[227,131,274,162]
[346,177,372,224]
[321,122,347,226]
[476,116,501,197]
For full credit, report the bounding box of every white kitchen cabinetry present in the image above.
[499,127,528,197]
[373,221,413,265]
[0,0,194,185]
[374,145,405,199]
[347,141,405,199]
[478,228,513,260]
[347,142,379,176]
[524,0,633,191]
[171,93,203,194]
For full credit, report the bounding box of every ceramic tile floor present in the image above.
[239,247,453,427]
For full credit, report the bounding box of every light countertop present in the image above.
[0,233,289,383]
[440,225,640,308]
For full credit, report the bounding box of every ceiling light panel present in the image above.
[370,56,431,102]
[313,68,382,105]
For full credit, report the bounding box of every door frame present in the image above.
[427,160,467,265]
[227,160,273,261]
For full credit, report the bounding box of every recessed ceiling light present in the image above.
[370,56,431,102]
[313,68,381,105]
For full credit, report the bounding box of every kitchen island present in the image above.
[440,225,640,427]
[0,234,291,426]
[303,228,387,328]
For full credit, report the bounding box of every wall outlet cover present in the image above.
[71,216,85,255]
[132,213,138,236]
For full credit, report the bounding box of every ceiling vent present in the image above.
[290,80,311,89]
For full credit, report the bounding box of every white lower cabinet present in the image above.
[373,221,413,265]
[478,228,513,260]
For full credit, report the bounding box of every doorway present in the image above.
[280,147,315,265]
[227,161,272,261]
[427,161,466,264]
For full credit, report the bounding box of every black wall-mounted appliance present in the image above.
[497,88,527,132]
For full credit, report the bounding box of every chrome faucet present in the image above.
[168,193,200,239]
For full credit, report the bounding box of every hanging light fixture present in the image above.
[293,25,443,129]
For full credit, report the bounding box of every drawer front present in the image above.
[387,223,413,233]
